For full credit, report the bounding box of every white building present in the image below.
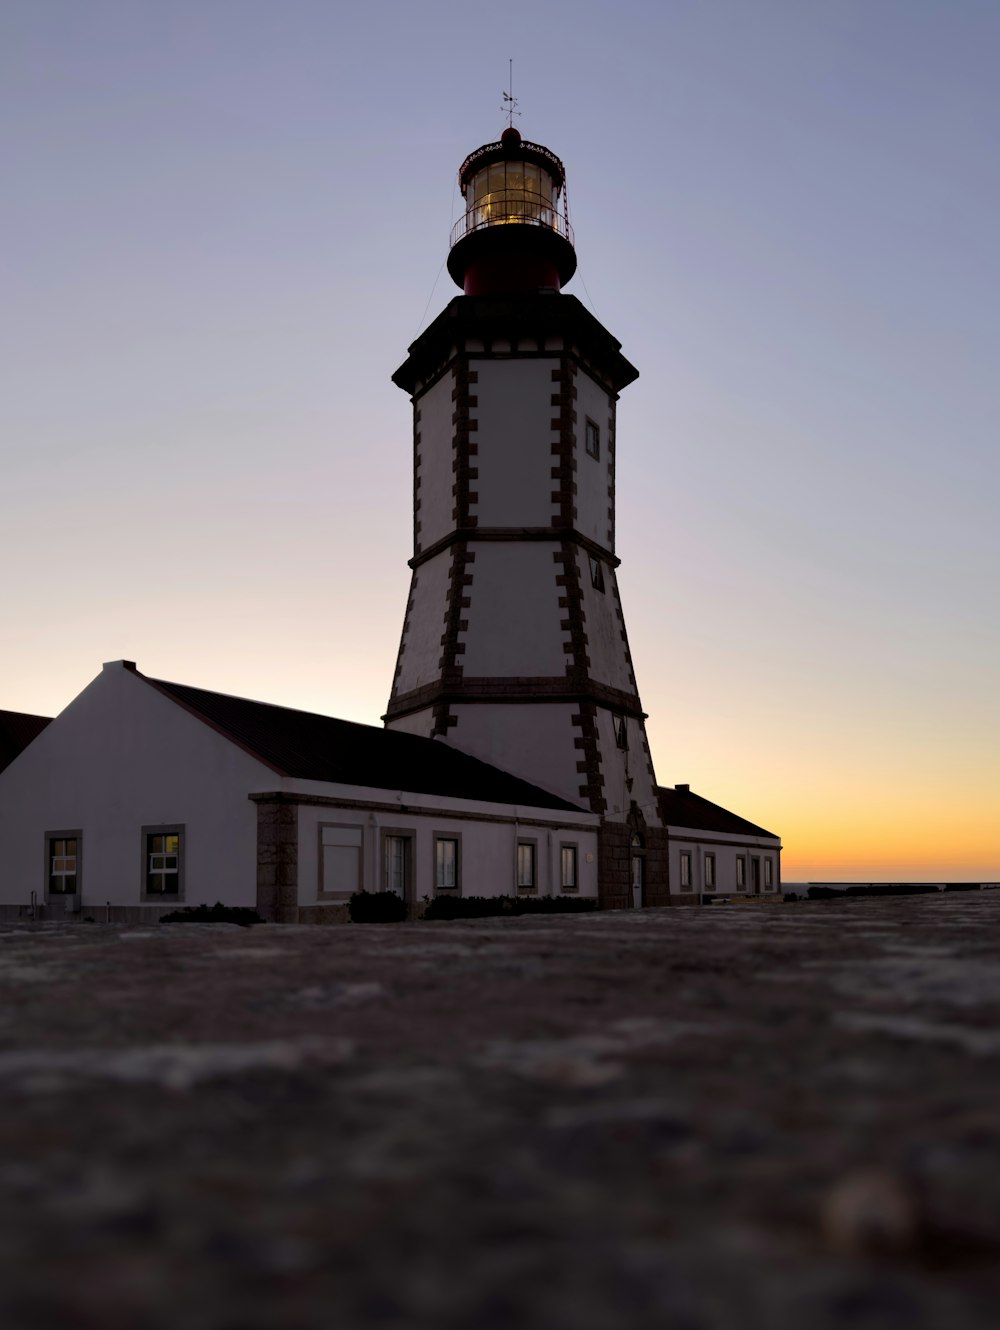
[0,126,781,921]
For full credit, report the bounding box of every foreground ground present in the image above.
[1,894,999,1329]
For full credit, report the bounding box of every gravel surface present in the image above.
[1,893,999,1328]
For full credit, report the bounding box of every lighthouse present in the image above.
[384,127,668,908]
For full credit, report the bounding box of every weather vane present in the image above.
[502,58,520,128]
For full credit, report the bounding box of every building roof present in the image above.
[657,785,779,840]
[0,710,52,775]
[143,673,586,814]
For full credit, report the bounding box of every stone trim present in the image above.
[550,356,577,528]
[384,675,646,722]
[255,799,298,923]
[413,403,422,552]
[606,397,616,550]
[450,363,478,527]
[409,526,620,571]
[432,543,475,736]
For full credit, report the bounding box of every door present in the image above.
[631,851,644,909]
[384,835,411,902]
[752,857,761,895]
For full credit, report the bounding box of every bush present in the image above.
[349,890,408,923]
[422,894,597,920]
[806,887,841,900]
[944,882,981,892]
[160,902,264,927]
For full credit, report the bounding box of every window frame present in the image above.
[45,829,82,897]
[516,839,538,892]
[735,856,746,892]
[140,823,185,902]
[614,715,628,750]
[584,417,600,459]
[704,853,716,892]
[679,851,692,890]
[433,833,461,896]
[589,555,605,592]
[560,843,578,893]
[764,857,774,890]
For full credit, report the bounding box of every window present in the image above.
[320,824,363,899]
[589,555,605,592]
[736,857,745,891]
[704,854,716,892]
[47,833,80,895]
[585,418,600,459]
[516,841,536,890]
[143,826,184,897]
[614,715,628,750]
[764,858,773,890]
[560,844,578,892]
[383,834,410,897]
[435,837,459,894]
[680,852,691,889]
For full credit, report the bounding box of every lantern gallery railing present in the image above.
[450,190,575,248]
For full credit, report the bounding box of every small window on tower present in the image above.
[614,715,628,750]
[585,418,600,459]
[589,555,605,592]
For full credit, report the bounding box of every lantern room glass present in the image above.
[467,160,560,234]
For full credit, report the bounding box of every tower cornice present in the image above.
[408,527,622,571]
[393,295,639,398]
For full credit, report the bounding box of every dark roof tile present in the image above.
[146,676,585,814]
[658,786,778,840]
[0,710,52,775]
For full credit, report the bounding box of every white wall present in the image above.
[393,554,452,696]
[414,370,457,552]
[666,829,781,896]
[573,366,614,549]
[444,703,583,808]
[473,359,559,528]
[459,543,569,675]
[297,800,599,903]
[0,663,272,911]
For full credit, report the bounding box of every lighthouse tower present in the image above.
[385,128,667,908]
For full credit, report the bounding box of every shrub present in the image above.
[349,890,407,923]
[160,902,264,927]
[806,887,841,900]
[422,894,597,920]
[944,882,981,892]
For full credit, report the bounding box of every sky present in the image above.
[3,0,998,881]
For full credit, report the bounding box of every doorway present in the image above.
[630,831,644,909]
[751,857,761,895]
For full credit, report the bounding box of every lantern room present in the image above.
[447,127,577,297]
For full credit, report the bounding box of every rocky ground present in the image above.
[1,893,999,1329]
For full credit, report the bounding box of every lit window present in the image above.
[705,854,716,891]
[614,715,628,750]
[145,829,182,896]
[47,835,79,895]
[516,842,536,890]
[436,837,459,894]
[589,555,605,592]
[560,845,578,891]
[736,857,745,891]
[680,852,691,889]
[585,419,600,459]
